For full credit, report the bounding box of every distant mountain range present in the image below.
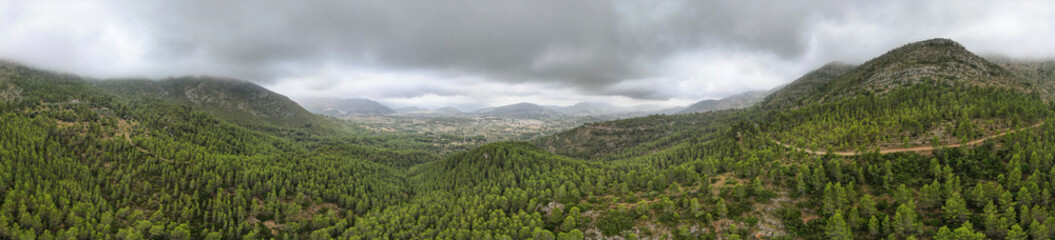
[294,86,829,119]
[678,90,771,114]
[298,97,396,117]
[474,102,564,119]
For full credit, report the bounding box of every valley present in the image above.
[342,114,606,143]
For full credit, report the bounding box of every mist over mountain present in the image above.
[298,97,396,116]
[474,102,564,119]
[678,90,770,114]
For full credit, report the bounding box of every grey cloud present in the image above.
[2,1,1055,104]
[128,1,848,98]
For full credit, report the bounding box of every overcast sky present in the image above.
[2,1,1055,110]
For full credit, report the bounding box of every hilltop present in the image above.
[810,38,1026,103]
[679,90,770,114]
[98,77,336,130]
[474,102,564,119]
[762,38,1047,152]
[298,97,396,116]
[759,62,854,109]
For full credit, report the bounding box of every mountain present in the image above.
[986,56,1055,100]
[474,102,564,119]
[809,38,1026,103]
[758,62,854,109]
[395,106,428,113]
[539,38,1049,158]
[432,106,462,113]
[678,90,770,114]
[761,38,1046,152]
[298,97,396,116]
[654,106,686,115]
[432,106,464,115]
[556,102,625,115]
[97,76,335,130]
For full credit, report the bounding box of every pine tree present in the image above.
[983,201,1003,237]
[561,216,577,231]
[847,207,860,230]
[825,211,852,240]
[716,198,728,219]
[895,184,913,205]
[823,183,837,215]
[934,226,954,240]
[942,192,970,224]
[1016,187,1033,207]
[1030,220,1047,240]
[860,194,876,217]
[893,202,920,237]
[950,221,986,240]
[1007,224,1027,240]
[919,181,942,209]
[868,216,880,236]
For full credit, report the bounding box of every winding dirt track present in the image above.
[773,122,1044,156]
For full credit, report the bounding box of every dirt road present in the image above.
[773,122,1044,156]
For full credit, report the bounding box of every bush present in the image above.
[597,210,635,236]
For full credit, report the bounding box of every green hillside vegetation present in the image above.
[759,62,853,110]
[761,39,1050,152]
[97,77,337,132]
[767,81,1049,152]
[6,38,1055,240]
[533,109,757,160]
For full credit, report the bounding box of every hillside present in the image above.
[558,102,625,116]
[987,56,1055,100]
[679,90,770,114]
[763,38,1048,152]
[298,97,396,116]
[433,106,464,114]
[97,77,335,130]
[811,39,1026,103]
[759,62,854,110]
[475,102,564,119]
[0,61,433,239]
[535,109,756,160]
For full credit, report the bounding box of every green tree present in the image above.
[1030,220,1047,240]
[825,211,852,240]
[561,216,577,231]
[1007,224,1027,240]
[935,221,985,240]
[860,194,877,217]
[868,216,880,236]
[716,198,728,218]
[983,201,1003,237]
[942,192,970,224]
[893,203,920,237]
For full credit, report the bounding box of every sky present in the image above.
[2,1,1055,110]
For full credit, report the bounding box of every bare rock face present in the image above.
[760,62,854,109]
[0,62,24,103]
[179,78,299,119]
[816,38,1023,102]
